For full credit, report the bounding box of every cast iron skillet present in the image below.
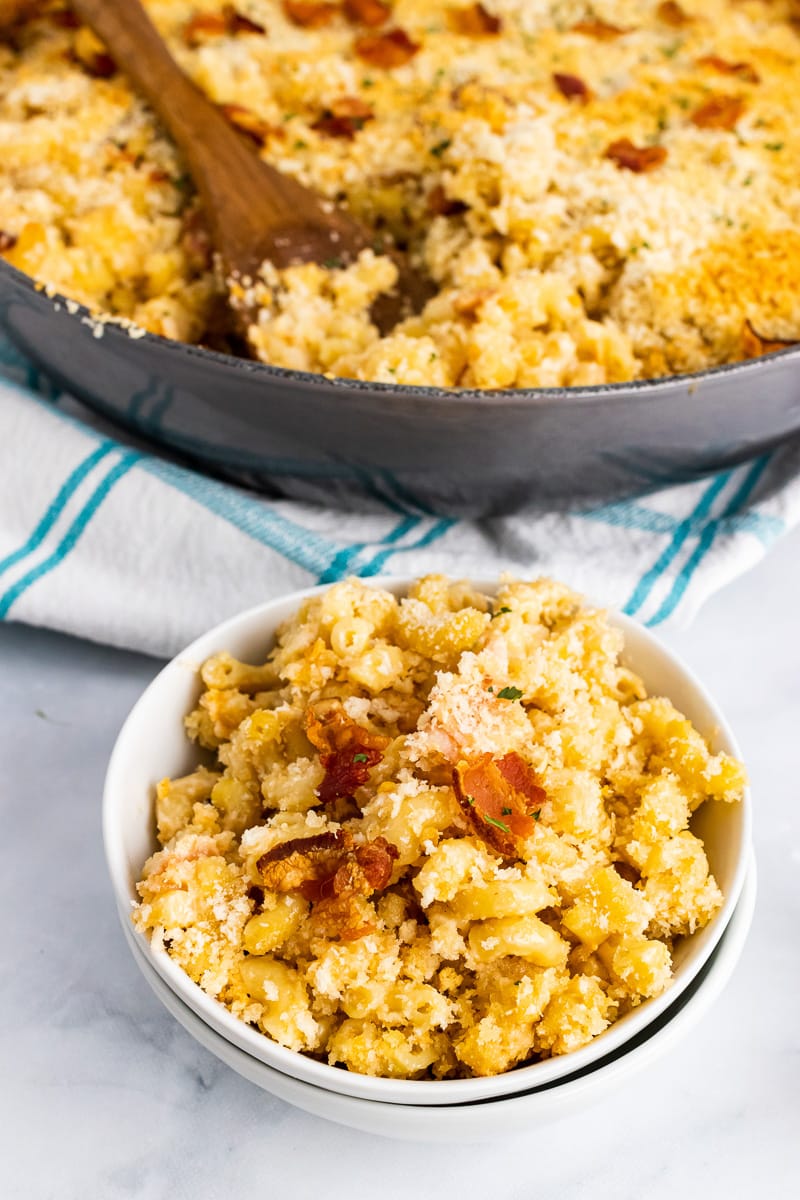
[2,258,799,516]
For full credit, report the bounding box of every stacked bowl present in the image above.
[104,581,754,1142]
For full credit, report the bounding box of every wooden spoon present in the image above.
[69,0,433,339]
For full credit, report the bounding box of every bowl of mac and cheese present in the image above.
[104,576,750,1104]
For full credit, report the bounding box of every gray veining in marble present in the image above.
[2,532,799,1199]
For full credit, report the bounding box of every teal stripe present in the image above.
[646,456,772,625]
[318,516,419,584]
[0,451,140,619]
[724,509,784,545]
[581,501,678,535]
[141,457,338,576]
[0,441,114,580]
[358,517,456,577]
[622,472,732,616]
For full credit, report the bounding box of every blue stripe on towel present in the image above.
[646,456,772,625]
[622,472,733,616]
[140,457,339,577]
[0,441,115,580]
[357,517,457,576]
[317,516,420,584]
[0,450,141,619]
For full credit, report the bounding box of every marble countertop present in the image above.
[2,534,798,1200]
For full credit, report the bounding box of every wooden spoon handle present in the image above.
[70,0,316,256]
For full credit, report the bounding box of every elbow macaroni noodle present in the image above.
[134,576,745,1078]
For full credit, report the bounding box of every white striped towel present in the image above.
[2,330,799,659]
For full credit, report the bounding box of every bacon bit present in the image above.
[691,94,745,130]
[148,168,171,183]
[257,830,397,906]
[696,55,760,84]
[553,72,592,103]
[612,861,641,886]
[571,19,627,40]
[71,46,117,78]
[305,701,390,805]
[183,11,228,43]
[447,3,502,36]
[354,27,420,67]
[344,0,391,26]
[742,319,798,359]
[0,231,18,253]
[656,1,692,27]
[184,7,266,45]
[283,0,339,27]
[227,7,267,34]
[454,288,496,317]
[452,752,543,857]
[312,94,375,137]
[605,138,668,172]
[220,102,278,143]
[427,184,467,216]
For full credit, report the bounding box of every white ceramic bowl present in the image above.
[124,858,757,1142]
[104,580,752,1106]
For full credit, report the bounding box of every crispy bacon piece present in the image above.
[312,94,375,137]
[220,102,278,143]
[184,11,228,42]
[696,55,760,84]
[691,94,745,129]
[571,19,627,40]
[71,45,117,78]
[305,701,390,805]
[553,72,592,103]
[605,138,667,172]
[184,7,266,45]
[427,184,467,216]
[344,0,390,26]
[657,0,692,26]
[741,319,798,359]
[228,7,266,34]
[257,830,397,905]
[283,0,338,27]
[354,27,420,67]
[0,230,18,253]
[452,752,544,857]
[447,3,502,36]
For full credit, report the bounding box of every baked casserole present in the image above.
[1,0,798,386]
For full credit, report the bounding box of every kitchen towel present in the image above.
[2,330,799,658]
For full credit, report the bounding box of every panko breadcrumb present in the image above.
[1,1,799,385]
[133,576,745,1079]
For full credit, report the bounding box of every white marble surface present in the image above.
[2,535,799,1199]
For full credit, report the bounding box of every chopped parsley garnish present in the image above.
[323,257,344,269]
[497,685,523,701]
[483,814,511,834]
[430,138,451,157]
[532,808,542,821]
[501,807,512,815]
[764,142,784,152]
[742,174,754,187]
[487,685,494,692]
[352,753,369,763]
[293,139,308,150]
[492,606,512,619]
[465,794,476,807]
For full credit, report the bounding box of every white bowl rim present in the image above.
[120,856,757,1138]
[103,577,752,1106]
